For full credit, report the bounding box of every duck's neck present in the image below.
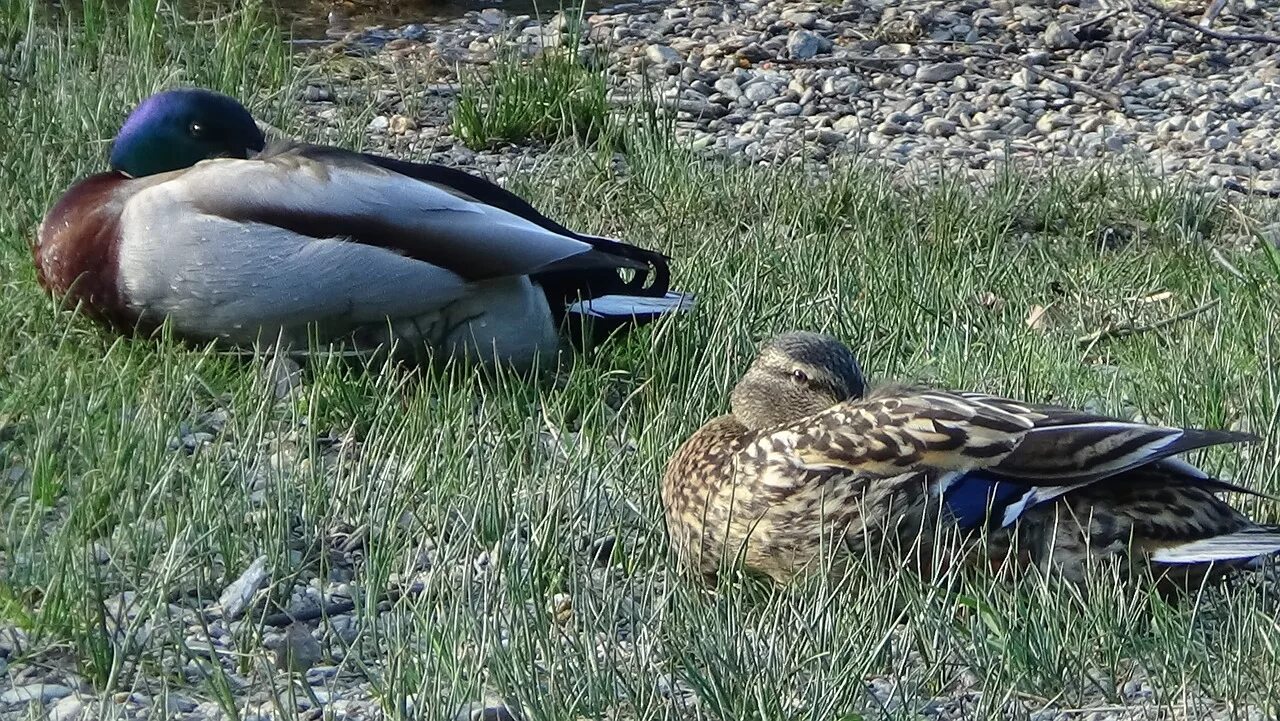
[35,172,139,331]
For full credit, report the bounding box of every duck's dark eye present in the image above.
[188,121,205,138]
[791,369,809,384]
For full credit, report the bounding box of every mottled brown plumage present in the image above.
[662,331,1280,588]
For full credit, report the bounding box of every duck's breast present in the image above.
[35,173,138,330]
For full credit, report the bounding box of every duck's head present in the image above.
[109,88,266,178]
[730,331,866,430]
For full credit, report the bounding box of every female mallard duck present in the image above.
[34,88,692,367]
[663,331,1280,587]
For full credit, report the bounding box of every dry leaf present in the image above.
[1025,304,1050,331]
[1125,290,1173,304]
[972,291,1005,311]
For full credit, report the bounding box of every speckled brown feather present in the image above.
[662,391,1040,582]
[783,391,1035,475]
[664,353,1277,588]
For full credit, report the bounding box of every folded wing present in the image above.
[767,388,1263,538]
[185,144,636,284]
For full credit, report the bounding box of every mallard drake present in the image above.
[662,331,1280,587]
[34,88,692,367]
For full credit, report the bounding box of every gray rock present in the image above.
[275,623,324,673]
[774,102,803,116]
[218,555,269,621]
[1043,21,1079,49]
[1,684,75,706]
[366,116,389,132]
[781,10,818,28]
[785,29,830,60]
[876,121,905,136]
[1039,79,1070,96]
[645,44,681,64]
[832,115,861,133]
[1229,86,1268,111]
[923,118,957,137]
[303,85,333,102]
[455,701,522,721]
[48,695,84,721]
[399,23,429,41]
[1035,113,1072,133]
[713,78,742,100]
[915,62,965,83]
[743,82,779,104]
[736,43,771,62]
[810,129,844,145]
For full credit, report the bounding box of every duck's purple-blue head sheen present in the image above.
[109,88,266,178]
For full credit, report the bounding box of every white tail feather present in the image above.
[566,291,695,319]
[1150,529,1280,564]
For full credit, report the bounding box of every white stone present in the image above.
[218,555,269,622]
[0,684,75,705]
[915,62,964,83]
[645,44,680,64]
[1043,21,1079,49]
[48,695,84,721]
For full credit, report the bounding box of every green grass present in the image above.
[452,40,615,151]
[4,1,1280,719]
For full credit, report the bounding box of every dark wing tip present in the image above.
[1179,426,1262,448]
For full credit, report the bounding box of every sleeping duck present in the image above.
[663,331,1280,589]
[34,88,693,368]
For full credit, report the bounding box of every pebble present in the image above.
[876,121,905,136]
[218,555,269,621]
[786,29,829,60]
[923,118,957,137]
[743,82,779,104]
[454,701,522,721]
[1042,21,1079,50]
[915,62,965,84]
[645,43,680,64]
[1,684,75,705]
[303,85,333,102]
[48,695,85,721]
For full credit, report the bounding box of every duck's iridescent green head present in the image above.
[109,88,266,178]
[731,331,867,430]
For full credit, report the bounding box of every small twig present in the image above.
[1103,15,1162,90]
[1074,298,1221,347]
[1074,8,1123,33]
[1211,248,1246,281]
[1135,0,1280,44]
[973,51,1123,109]
[1201,0,1229,28]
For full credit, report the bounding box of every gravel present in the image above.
[293,0,1280,195]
